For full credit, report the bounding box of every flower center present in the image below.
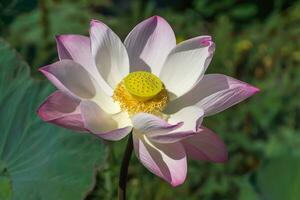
[113,71,168,115]
[124,71,163,101]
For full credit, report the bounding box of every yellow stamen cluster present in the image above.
[112,71,169,115]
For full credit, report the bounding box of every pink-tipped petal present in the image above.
[39,60,96,99]
[133,133,187,186]
[90,19,129,89]
[56,34,113,96]
[56,34,95,73]
[124,16,176,75]
[159,36,215,98]
[132,113,194,143]
[181,126,228,163]
[37,91,86,131]
[80,100,132,141]
[165,74,260,116]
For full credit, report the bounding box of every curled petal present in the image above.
[131,113,181,134]
[124,16,176,75]
[80,100,132,141]
[168,106,204,132]
[160,36,215,98]
[165,74,260,116]
[181,126,228,163]
[131,113,194,143]
[37,91,86,131]
[133,133,187,186]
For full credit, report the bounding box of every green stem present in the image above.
[118,133,133,200]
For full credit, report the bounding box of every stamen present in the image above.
[113,71,168,115]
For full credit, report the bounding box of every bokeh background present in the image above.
[1,0,300,199]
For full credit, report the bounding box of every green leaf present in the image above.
[0,39,107,200]
[256,154,300,200]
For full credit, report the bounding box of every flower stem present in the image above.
[118,132,133,200]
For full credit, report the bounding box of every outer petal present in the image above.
[39,60,96,99]
[124,16,176,75]
[39,59,120,114]
[181,126,228,163]
[164,74,260,116]
[133,132,187,186]
[80,100,132,141]
[56,34,113,95]
[56,34,96,74]
[132,113,194,143]
[159,36,214,98]
[37,91,85,131]
[90,20,129,89]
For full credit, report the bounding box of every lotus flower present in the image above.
[38,16,259,186]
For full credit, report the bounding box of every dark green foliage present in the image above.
[0,39,107,200]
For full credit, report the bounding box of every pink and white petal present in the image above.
[164,74,260,116]
[56,34,113,96]
[39,60,96,99]
[39,59,119,114]
[131,113,180,134]
[131,113,194,143]
[149,106,205,143]
[124,16,176,75]
[56,35,96,73]
[133,133,187,186]
[159,36,215,98]
[90,20,129,89]
[80,100,132,141]
[181,126,228,163]
[37,91,86,131]
[168,106,204,132]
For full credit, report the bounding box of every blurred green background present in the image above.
[1,0,300,199]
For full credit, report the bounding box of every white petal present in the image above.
[124,16,176,75]
[40,60,96,99]
[133,132,187,186]
[131,113,180,134]
[131,113,193,143]
[164,74,260,116]
[159,36,215,98]
[80,100,132,141]
[168,106,204,132]
[40,60,120,114]
[56,34,113,96]
[90,20,129,89]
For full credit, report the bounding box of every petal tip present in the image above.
[170,178,185,187]
[216,150,229,163]
[38,66,49,75]
[55,34,69,42]
[152,15,163,21]
[90,19,105,27]
[36,102,49,122]
[90,19,101,28]
[55,34,62,40]
[247,85,260,96]
[199,36,213,46]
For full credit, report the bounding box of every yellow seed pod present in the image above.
[123,71,163,101]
